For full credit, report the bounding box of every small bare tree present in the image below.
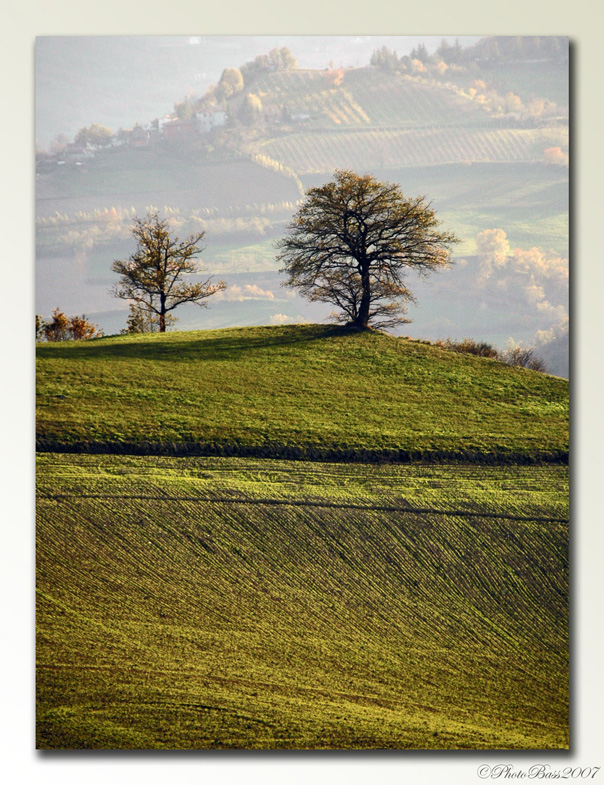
[111,212,226,332]
[501,346,547,373]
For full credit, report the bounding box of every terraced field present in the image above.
[343,69,483,127]
[36,454,568,749]
[256,68,487,129]
[258,126,569,175]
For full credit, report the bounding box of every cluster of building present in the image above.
[148,107,228,145]
[38,107,229,170]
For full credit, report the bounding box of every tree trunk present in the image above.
[355,267,371,328]
[159,294,166,332]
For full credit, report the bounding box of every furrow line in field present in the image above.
[38,493,568,523]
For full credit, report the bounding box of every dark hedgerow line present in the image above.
[38,492,569,524]
[35,439,569,466]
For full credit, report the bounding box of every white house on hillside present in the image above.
[195,108,227,133]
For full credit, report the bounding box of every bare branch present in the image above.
[277,170,458,330]
[111,211,225,332]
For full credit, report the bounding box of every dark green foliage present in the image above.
[370,46,399,71]
[436,38,465,65]
[410,42,431,64]
[468,36,568,64]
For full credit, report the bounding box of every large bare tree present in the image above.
[277,170,458,330]
[112,212,226,332]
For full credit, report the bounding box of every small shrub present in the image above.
[436,337,547,372]
[37,308,103,342]
[435,338,499,358]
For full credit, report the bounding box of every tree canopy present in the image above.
[74,123,113,148]
[370,46,400,71]
[216,67,244,100]
[239,93,263,125]
[111,212,226,332]
[276,170,458,330]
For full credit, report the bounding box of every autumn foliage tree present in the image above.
[111,212,226,332]
[239,93,263,125]
[36,309,103,341]
[215,67,244,100]
[277,170,458,330]
[74,123,113,148]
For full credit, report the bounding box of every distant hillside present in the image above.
[35,50,568,362]
[242,66,487,128]
[36,324,569,461]
[258,126,567,174]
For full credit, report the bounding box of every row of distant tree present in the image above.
[370,36,568,73]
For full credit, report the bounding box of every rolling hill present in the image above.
[36,325,569,749]
[35,57,568,357]
[35,41,569,746]
[35,47,569,364]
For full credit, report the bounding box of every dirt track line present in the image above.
[38,493,568,524]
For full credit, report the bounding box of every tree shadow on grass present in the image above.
[36,324,371,363]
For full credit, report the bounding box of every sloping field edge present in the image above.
[38,492,569,523]
[35,439,568,466]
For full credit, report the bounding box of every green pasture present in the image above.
[36,325,568,459]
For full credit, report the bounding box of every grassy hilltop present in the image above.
[36,324,569,749]
[37,324,568,461]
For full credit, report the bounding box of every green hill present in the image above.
[36,325,569,749]
[36,453,568,749]
[36,324,568,461]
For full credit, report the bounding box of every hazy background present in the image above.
[36,36,478,148]
[35,35,568,375]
